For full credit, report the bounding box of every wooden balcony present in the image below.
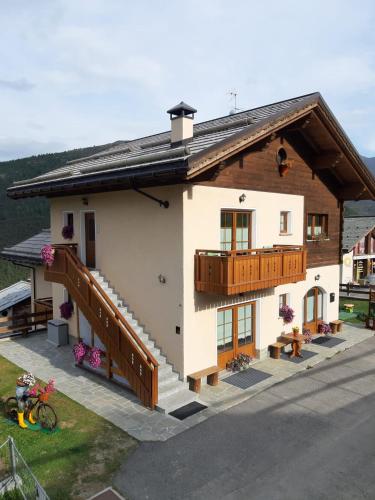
[195,245,307,295]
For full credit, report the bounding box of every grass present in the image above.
[0,356,137,499]
[339,297,368,324]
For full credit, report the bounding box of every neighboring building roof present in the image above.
[0,281,31,313]
[1,229,51,265]
[7,92,375,200]
[342,217,375,252]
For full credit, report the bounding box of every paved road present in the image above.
[115,338,375,500]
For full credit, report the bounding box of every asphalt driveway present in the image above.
[115,337,375,500]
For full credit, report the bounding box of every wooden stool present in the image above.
[329,320,344,334]
[269,342,285,359]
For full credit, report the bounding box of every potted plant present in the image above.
[303,328,313,343]
[62,224,74,240]
[279,304,295,324]
[59,301,74,320]
[41,245,55,266]
[73,341,89,364]
[318,322,332,335]
[89,346,103,369]
[292,326,300,337]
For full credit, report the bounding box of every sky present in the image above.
[1,0,375,161]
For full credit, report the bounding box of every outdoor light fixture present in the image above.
[239,193,246,203]
[158,274,167,284]
[315,274,321,281]
[82,197,88,206]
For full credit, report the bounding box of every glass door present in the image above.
[303,287,323,333]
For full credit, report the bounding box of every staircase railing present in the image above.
[44,244,158,409]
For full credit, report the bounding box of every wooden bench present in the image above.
[329,320,344,334]
[187,365,220,393]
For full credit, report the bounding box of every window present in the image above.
[220,211,252,251]
[279,293,288,309]
[63,212,74,228]
[217,302,255,353]
[307,214,328,240]
[280,211,290,234]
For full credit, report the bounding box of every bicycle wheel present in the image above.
[5,397,19,422]
[37,403,58,431]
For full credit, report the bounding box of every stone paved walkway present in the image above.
[0,323,373,441]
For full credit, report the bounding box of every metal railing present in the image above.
[0,436,49,499]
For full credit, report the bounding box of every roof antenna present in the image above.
[228,90,241,115]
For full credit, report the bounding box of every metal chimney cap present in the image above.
[167,101,197,118]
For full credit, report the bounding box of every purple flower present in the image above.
[318,322,332,335]
[62,225,74,240]
[279,305,295,324]
[303,328,313,343]
[73,341,88,363]
[89,347,103,369]
[60,301,74,320]
[41,245,55,266]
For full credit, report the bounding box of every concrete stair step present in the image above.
[156,389,198,414]
[158,370,179,387]
[158,379,186,399]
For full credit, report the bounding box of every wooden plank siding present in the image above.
[195,136,342,269]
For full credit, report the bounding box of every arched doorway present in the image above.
[303,287,324,333]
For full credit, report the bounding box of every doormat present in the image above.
[280,350,317,364]
[169,401,208,420]
[312,336,346,348]
[223,367,272,390]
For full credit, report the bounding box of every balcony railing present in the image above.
[195,245,307,295]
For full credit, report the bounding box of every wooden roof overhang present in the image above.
[186,94,375,201]
[7,160,188,199]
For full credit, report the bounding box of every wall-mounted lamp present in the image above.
[315,274,321,281]
[82,197,89,206]
[158,274,167,284]
[239,193,246,203]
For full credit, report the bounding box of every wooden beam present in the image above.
[313,151,344,170]
[337,183,367,200]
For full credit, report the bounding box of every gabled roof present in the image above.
[0,281,31,313]
[1,229,50,265]
[342,217,375,252]
[7,92,375,201]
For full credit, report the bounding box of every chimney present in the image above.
[167,101,197,146]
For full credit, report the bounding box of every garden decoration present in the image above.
[60,301,74,320]
[292,326,300,337]
[61,224,74,240]
[41,245,55,266]
[318,322,332,335]
[15,372,35,429]
[279,304,295,324]
[226,353,252,372]
[6,378,58,431]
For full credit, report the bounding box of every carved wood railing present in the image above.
[44,245,158,409]
[195,245,307,295]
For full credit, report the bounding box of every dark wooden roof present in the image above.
[7,93,375,201]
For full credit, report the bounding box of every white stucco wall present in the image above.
[49,186,184,371]
[182,185,339,376]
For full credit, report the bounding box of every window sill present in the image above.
[279,233,293,236]
[306,238,330,242]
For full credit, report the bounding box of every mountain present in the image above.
[344,156,375,216]
[0,143,117,289]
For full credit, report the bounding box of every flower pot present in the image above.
[279,164,289,177]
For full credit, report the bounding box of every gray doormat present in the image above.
[281,349,318,364]
[312,336,346,348]
[223,367,272,390]
[169,401,207,420]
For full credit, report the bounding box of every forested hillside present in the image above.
[0,144,114,288]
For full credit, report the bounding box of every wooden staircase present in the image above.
[44,245,159,409]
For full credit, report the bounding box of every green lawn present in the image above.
[339,297,368,324]
[0,356,137,499]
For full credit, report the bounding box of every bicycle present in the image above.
[5,390,58,431]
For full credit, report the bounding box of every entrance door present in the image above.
[303,287,323,333]
[217,301,256,369]
[84,212,96,268]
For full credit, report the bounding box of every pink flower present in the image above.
[41,245,55,266]
[73,341,88,363]
[89,347,103,369]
